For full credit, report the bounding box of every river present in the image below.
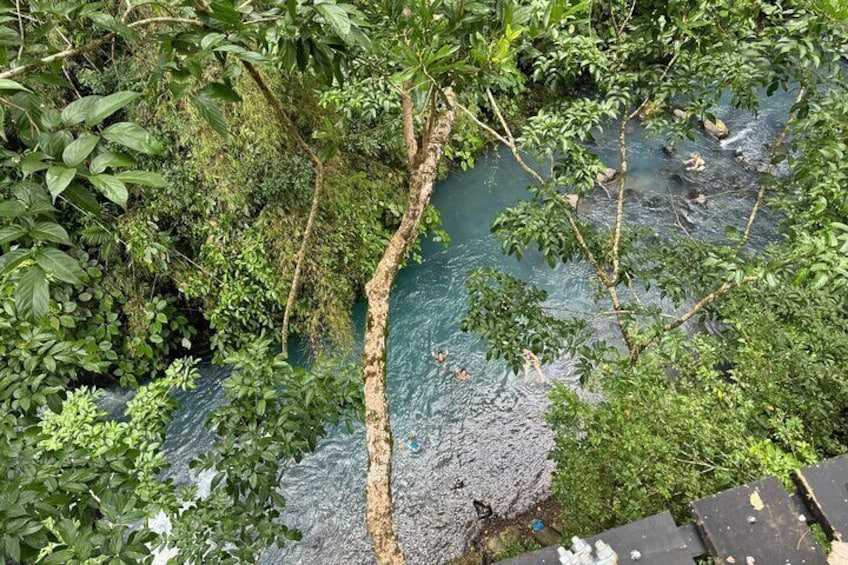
[138,90,796,564]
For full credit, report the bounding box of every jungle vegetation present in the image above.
[0,0,846,564]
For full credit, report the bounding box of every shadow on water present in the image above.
[149,89,798,564]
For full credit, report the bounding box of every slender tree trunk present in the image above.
[362,88,455,565]
[241,61,325,357]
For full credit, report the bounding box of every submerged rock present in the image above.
[662,143,677,156]
[704,117,730,139]
[595,167,618,185]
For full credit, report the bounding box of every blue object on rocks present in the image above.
[532,519,544,532]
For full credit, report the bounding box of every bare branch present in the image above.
[611,117,629,283]
[738,86,807,249]
[0,17,203,80]
[664,276,757,332]
[242,61,325,358]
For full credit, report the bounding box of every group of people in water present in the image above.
[432,349,470,381]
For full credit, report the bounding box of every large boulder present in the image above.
[703,117,729,139]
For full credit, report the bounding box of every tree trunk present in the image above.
[362,88,455,565]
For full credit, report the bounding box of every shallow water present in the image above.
[151,90,797,564]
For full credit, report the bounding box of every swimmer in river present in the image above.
[456,367,470,381]
[432,349,448,365]
[683,152,706,172]
[522,348,546,383]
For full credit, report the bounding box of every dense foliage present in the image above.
[457,0,848,545]
[1,0,847,562]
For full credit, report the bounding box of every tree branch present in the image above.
[738,86,807,249]
[242,61,326,358]
[0,17,203,80]
[401,82,418,167]
[611,116,629,283]
[454,96,614,288]
[664,276,757,332]
[363,88,457,565]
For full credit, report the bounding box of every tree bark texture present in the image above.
[362,88,455,565]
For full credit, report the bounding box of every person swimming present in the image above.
[522,348,546,382]
[684,152,706,172]
[456,367,470,381]
[432,349,448,364]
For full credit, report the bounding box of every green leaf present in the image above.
[114,170,167,187]
[200,32,227,50]
[46,166,76,201]
[102,122,163,154]
[0,248,28,274]
[4,534,20,562]
[62,95,102,126]
[89,174,128,208]
[0,200,26,217]
[20,152,49,176]
[30,221,71,245]
[34,248,85,284]
[316,3,352,37]
[90,152,135,174]
[62,183,102,214]
[15,266,49,321]
[198,82,242,103]
[86,91,141,127]
[0,79,30,92]
[192,94,229,138]
[0,225,26,245]
[62,133,100,167]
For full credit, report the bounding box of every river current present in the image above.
[111,90,797,564]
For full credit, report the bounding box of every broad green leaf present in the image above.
[0,226,26,245]
[30,221,71,245]
[89,174,128,208]
[0,200,26,217]
[191,94,228,138]
[87,13,137,38]
[114,171,167,187]
[102,122,163,154]
[15,266,49,321]
[43,130,73,160]
[86,91,141,127]
[62,133,100,167]
[62,183,102,215]
[90,152,135,174]
[316,3,352,37]
[20,152,49,176]
[34,248,85,284]
[40,108,62,129]
[0,79,30,92]
[200,32,227,50]
[62,95,102,126]
[0,248,28,274]
[198,82,242,103]
[46,166,76,201]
